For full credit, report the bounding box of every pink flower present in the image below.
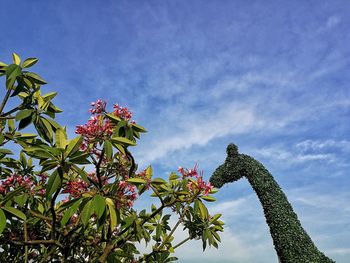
[180,164,213,196]
[113,104,132,121]
[63,179,88,198]
[178,164,200,178]
[89,99,106,114]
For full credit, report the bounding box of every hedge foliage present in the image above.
[210,144,335,263]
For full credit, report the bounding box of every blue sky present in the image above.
[1,1,349,262]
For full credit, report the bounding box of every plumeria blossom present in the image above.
[89,99,106,114]
[116,180,138,208]
[0,173,46,195]
[178,164,213,196]
[113,103,132,121]
[62,179,89,198]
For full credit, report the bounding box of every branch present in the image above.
[173,237,191,249]
[1,105,22,117]
[24,221,28,263]
[96,148,105,188]
[0,89,12,115]
[28,210,52,221]
[8,239,63,248]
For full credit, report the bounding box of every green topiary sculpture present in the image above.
[210,144,335,263]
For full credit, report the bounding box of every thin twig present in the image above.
[9,239,63,248]
[24,221,28,263]
[96,148,105,188]
[173,237,191,250]
[0,89,12,115]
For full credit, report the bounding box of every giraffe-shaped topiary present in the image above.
[210,144,335,263]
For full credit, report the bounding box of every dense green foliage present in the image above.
[0,53,224,262]
[210,144,335,263]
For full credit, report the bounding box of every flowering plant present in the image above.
[0,54,224,262]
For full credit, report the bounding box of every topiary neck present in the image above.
[239,154,334,263]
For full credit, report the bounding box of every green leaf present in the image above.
[35,118,53,143]
[146,166,153,178]
[103,141,113,160]
[45,118,61,130]
[69,153,90,165]
[131,123,147,133]
[42,92,57,101]
[46,170,62,198]
[151,178,167,185]
[18,133,37,139]
[15,109,33,121]
[201,195,216,202]
[80,199,93,226]
[22,57,38,68]
[211,230,221,242]
[10,80,25,97]
[2,206,26,221]
[55,128,67,149]
[65,136,83,157]
[0,148,13,155]
[0,209,6,234]
[1,186,25,204]
[61,198,81,226]
[197,200,208,219]
[111,136,136,146]
[0,61,7,68]
[105,113,121,123]
[71,164,89,183]
[5,64,21,89]
[18,115,32,130]
[106,198,117,231]
[169,172,179,181]
[127,178,147,184]
[7,118,15,132]
[92,195,105,219]
[24,147,53,159]
[155,224,162,240]
[25,72,47,84]
[14,194,28,207]
[12,53,21,65]
[209,188,219,194]
[210,214,222,222]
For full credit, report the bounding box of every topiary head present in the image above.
[210,144,245,188]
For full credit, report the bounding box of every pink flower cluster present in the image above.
[0,173,47,196]
[116,180,137,208]
[76,116,113,140]
[76,100,135,153]
[89,99,107,114]
[87,172,109,186]
[178,164,213,196]
[62,179,88,198]
[113,104,132,121]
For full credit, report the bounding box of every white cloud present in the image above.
[296,139,350,153]
[252,146,336,165]
[135,104,262,165]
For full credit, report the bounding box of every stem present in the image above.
[96,148,105,188]
[150,185,164,206]
[173,237,191,249]
[98,243,114,263]
[1,105,21,117]
[9,239,63,248]
[0,88,11,115]
[24,221,28,263]
[28,210,52,221]
[125,148,135,178]
[50,187,60,239]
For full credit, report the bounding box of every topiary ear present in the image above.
[227,143,239,157]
